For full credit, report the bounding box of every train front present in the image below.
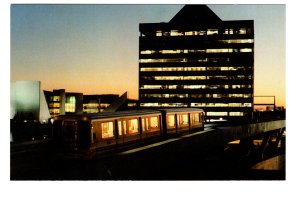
[52,115,92,159]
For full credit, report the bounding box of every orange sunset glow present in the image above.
[11,4,285,107]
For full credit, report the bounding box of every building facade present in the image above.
[83,94,119,113]
[44,89,83,117]
[139,5,254,122]
[11,81,51,122]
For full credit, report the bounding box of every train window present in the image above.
[167,115,176,127]
[142,116,160,133]
[101,121,114,139]
[92,121,102,141]
[118,121,122,136]
[142,118,147,133]
[150,117,158,128]
[142,118,148,132]
[128,119,139,135]
[190,113,200,125]
[118,120,128,136]
[178,114,189,126]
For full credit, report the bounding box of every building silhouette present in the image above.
[139,5,254,122]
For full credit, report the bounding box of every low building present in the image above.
[83,94,119,113]
[11,80,50,123]
[44,89,83,117]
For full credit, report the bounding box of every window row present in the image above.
[139,103,251,108]
[206,112,244,116]
[90,113,201,141]
[141,103,189,107]
[190,103,252,107]
[50,96,60,102]
[154,28,251,37]
[140,66,252,72]
[140,48,253,55]
[140,58,208,63]
[140,84,252,89]
[91,116,161,141]
[141,75,252,81]
[139,57,250,64]
[141,93,252,98]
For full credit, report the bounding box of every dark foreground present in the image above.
[10,138,285,181]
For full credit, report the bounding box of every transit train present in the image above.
[52,108,205,159]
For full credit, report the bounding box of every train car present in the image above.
[52,110,163,158]
[160,108,205,137]
[53,108,204,159]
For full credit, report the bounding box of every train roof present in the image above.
[54,110,162,121]
[54,108,204,121]
[158,108,204,114]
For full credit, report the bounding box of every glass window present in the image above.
[238,28,247,34]
[190,113,200,125]
[207,29,218,35]
[65,96,76,112]
[229,112,244,116]
[178,114,189,126]
[170,30,184,36]
[140,50,155,54]
[118,121,122,136]
[240,48,253,52]
[128,119,139,135]
[167,115,175,127]
[101,121,114,139]
[156,31,162,36]
[207,112,228,116]
[52,96,60,101]
[142,116,160,133]
[150,117,159,128]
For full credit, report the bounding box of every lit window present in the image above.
[65,96,76,112]
[167,115,175,127]
[170,30,184,36]
[206,49,233,53]
[238,28,247,34]
[243,103,252,107]
[207,112,228,116]
[156,31,162,36]
[101,121,114,139]
[140,50,155,54]
[160,50,181,54]
[229,112,244,116]
[52,96,60,101]
[219,39,254,43]
[178,114,189,126]
[128,119,139,135]
[207,29,218,35]
[190,113,200,125]
[118,121,126,136]
[240,48,253,52]
[191,103,206,107]
[148,116,160,131]
[185,31,193,36]
[140,103,159,107]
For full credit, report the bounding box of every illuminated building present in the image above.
[139,5,254,121]
[44,89,83,117]
[83,94,119,113]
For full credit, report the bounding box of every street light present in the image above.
[50,118,54,138]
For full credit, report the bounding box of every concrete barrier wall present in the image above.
[119,120,286,157]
